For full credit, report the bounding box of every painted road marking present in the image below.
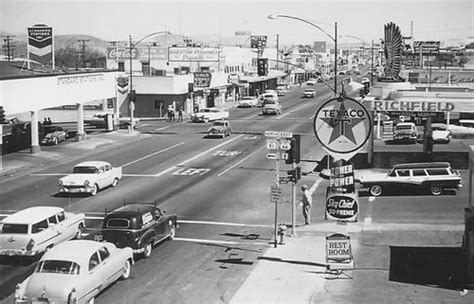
[172,167,210,176]
[121,142,185,167]
[154,134,244,177]
[213,150,242,157]
[364,196,376,224]
[217,146,265,177]
[174,237,266,246]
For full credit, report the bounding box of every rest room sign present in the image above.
[326,233,354,270]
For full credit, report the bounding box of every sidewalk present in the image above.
[230,222,473,304]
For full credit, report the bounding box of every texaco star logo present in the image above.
[313,97,372,155]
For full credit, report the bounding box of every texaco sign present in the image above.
[313,97,372,161]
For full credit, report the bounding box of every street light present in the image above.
[268,14,338,94]
[128,31,172,126]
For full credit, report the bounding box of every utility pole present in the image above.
[371,40,374,86]
[77,39,89,68]
[1,36,15,61]
[276,34,279,70]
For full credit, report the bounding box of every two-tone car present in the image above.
[393,122,418,143]
[0,206,85,258]
[431,123,452,144]
[303,88,316,98]
[358,162,463,196]
[14,240,133,304]
[262,100,282,115]
[237,96,258,108]
[58,161,122,196]
[191,108,229,123]
[96,203,178,258]
[207,120,231,138]
[40,125,68,145]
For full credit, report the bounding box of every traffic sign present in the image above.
[279,176,291,184]
[266,139,278,150]
[279,140,291,151]
[270,185,282,203]
[281,152,288,160]
[265,130,293,138]
[266,153,277,160]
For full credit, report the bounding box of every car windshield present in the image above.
[106,218,130,228]
[242,97,253,100]
[36,260,80,275]
[264,100,276,105]
[1,223,28,234]
[213,122,225,126]
[73,166,99,174]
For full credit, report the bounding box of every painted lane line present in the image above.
[154,125,172,131]
[174,237,266,246]
[120,142,185,167]
[30,173,65,176]
[154,134,244,176]
[178,219,272,228]
[364,196,376,224]
[217,146,266,177]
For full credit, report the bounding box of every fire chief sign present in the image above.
[313,97,372,161]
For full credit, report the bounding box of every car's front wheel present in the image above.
[53,137,59,145]
[370,185,382,196]
[121,260,131,280]
[430,185,443,196]
[111,178,119,187]
[169,225,176,240]
[90,184,98,196]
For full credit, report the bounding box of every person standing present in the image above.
[178,107,183,122]
[300,183,317,225]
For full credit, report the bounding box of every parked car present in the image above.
[58,161,122,196]
[0,206,85,258]
[459,119,474,128]
[237,96,258,108]
[393,122,418,143]
[40,125,67,145]
[14,240,133,304]
[207,120,232,138]
[262,99,282,115]
[191,108,229,123]
[357,162,463,196]
[303,88,316,98]
[85,112,140,129]
[431,123,452,144]
[97,203,177,258]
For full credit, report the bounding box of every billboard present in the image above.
[250,35,267,49]
[106,47,167,60]
[27,24,53,66]
[313,41,327,53]
[168,47,219,62]
[413,41,440,55]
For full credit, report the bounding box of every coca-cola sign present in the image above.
[325,192,359,222]
[107,47,138,60]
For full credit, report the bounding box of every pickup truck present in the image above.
[85,112,140,129]
[58,161,122,196]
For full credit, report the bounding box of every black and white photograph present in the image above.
[1,0,473,303]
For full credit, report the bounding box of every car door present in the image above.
[97,246,120,287]
[87,251,104,296]
[31,219,57,252]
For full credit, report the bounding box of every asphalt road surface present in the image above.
[0,81,470,303]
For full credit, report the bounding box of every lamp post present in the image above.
[268,14,338,95]
[128,31,171,126]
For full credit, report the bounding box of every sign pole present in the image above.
[291,161,296,236]
[274,154,280,248]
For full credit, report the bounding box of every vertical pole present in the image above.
[52,29,55,70]
[276,34,279,70]
[291,161,296,236]
[334,22,338,95]
[274,151,280,248]
[129,35,135,126]
[0,124,3,170]
[371,40,374,86]
[30,111,40,154]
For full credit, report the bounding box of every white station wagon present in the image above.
[0,206,85,257]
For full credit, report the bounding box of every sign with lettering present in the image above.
[28,24,53,66]
[193,72,212,88]
[250,35,267,49]
[329,162,355,193]
[325,191,359,222]
[326,233,352,263]
[168,47,219,62]
[413,41,440,55]
[313,97,372,161]
[107,47,168,60]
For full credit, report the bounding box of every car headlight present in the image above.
[84,180,90,186]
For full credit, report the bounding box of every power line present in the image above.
[77,39,89,68]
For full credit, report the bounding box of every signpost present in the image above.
[326,233,354,272]
[265,130,293,247]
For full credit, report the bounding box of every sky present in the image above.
[1,0,473,46]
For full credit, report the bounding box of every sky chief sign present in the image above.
[313,96,372,161]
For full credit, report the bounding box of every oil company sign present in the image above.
[325,192,359,222]
[326,233,353,264]
[313,97,372,161]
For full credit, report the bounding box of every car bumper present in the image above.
[58,185,94,194]
[0,250,37,257]
[262,109,278,114]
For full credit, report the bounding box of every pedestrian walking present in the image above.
[178,107,183,122]
[300,183,317,225]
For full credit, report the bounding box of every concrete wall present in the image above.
[0,71,121,115]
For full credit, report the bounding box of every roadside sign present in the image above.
[279,140,291,151]
[265,130,293,138]
[266,153,277,160]
[266,139,278,150]
[281,152,288,160]
[270,185,282,203]
[279,176,291,184]
[326,233,354,271]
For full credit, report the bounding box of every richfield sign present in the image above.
[313,97,372,161]
[372,100,455,112]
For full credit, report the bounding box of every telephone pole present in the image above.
[1,35,15,61]
[77,39,89,68]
